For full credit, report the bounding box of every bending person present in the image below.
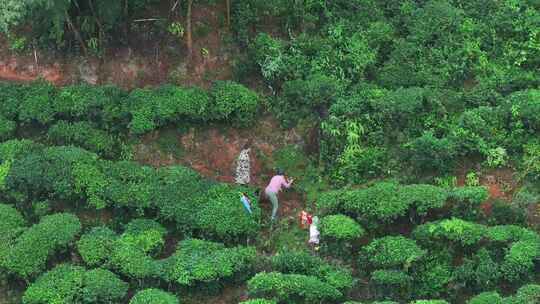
[264,169,294,221]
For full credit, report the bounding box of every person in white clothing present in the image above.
[309,216,320,251]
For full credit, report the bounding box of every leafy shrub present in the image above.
[0,115,16,141]
[1,213,81,279]
[512,284,540,303]
[317,182,450,228]
[107,219,167,280]
[123,219,167,255]
[467,291,503,304]
[501,238,540,282]
[454,248,501,291]
[128,83,259,134]
[400,184,448,216]
[371,269,411,287]
[320,215,365,242]
[162,239,257,287]
[129,289,179,304]
[23,264,84,304]
[47,121,119,158]
[18,80,58,124]
[360,236,426,269]
[5,145,98,204]
[404,132,457,175]
[0,203,25,233]
[318,182,410,228]
[247,272,342,304]
[411,250,453,298]
[275,74,344,126]
[82,268,129,303]
[108,239,160,280]
[53,84,128,128]
[209,80,260,126]
[240,300,277,304]
[77,227,118,267]
[410,301,449,304]
[23,264,128,304]
[195,184,261,241]
[271,251,353,291]
[413,218,486,247]
[448,187,489,220]
[487,200,527,226]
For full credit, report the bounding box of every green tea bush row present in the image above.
[247,272,342,304]
[413,220,540,284]
[0,213,81,280]
[129,289,180,304]
[78,219,165,280]
[162,238,257,287]
[0,80,260,137]
[317,181,463,228]
[22,264,128,304]
[1,140,261,242]
[467,284,540,304]
[360,236,426,269]
[46,121,120,158]
[271,251,354,291]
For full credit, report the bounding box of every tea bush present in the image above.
[77,227,118,267]
[500,238,540,282]
[400,184,448,216]
[0,80,260,136]
[360,236,426,269]
[1,213,81,280]
[448,187,489,220]
[22,264,128,304]
[247,272,342,304]
[47,121,119,158]
[240,300,277,304]
[107,219,167,280]
[209,80,260,127]
[271,251,353,291]
[317,182,451,228]
[410,253,453,298]
[320,215,365,242]
[371,269,411,289]
[0,115,16,141]
[467,291,503,304]
[413,218,487,247]
[81,268,129,303]
[195,184,261,241]
[162,239,257,287]
[0,203,25,233]
[129,289,179,304]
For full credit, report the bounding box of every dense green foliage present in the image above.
[162,239,257,288]
[271,250,354,292]
[0,213,81,280]
[247,272,342,304]
[22,264,128,304]
[1,0,540,303]
[0,81,260,137]
[129,289,180,304]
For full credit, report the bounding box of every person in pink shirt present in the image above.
[265,169,294,221]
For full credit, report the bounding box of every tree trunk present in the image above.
[65,12,88,56]
[226,0,231,29]
[88,0,104,46]
[186,0,193,59]
[124,0,130,43]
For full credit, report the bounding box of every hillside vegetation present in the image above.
[1,0,540,303]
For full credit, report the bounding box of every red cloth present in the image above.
[299,210,312,228]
